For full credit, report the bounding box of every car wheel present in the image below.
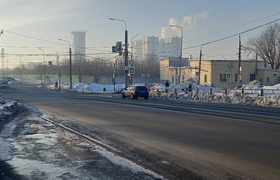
[144,96,148,99]
[135,95,138,99]
[121,94,125,99]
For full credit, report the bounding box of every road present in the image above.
[1,82,280,180]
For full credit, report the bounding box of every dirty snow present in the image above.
[0,105,165,179]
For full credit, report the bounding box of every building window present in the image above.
[266,77,270,83]
[235,74,238,82]
[250,74,255,81]
[172,76,174,83]
[204,74,207,83]
[220,73,226,82]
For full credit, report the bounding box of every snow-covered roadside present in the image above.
[149,83,280,107]
[0,105,165,180]
[17,78,280,107]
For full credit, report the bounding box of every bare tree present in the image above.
[141,53,160,77]
[245,22,280,69]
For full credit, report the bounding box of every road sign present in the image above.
[142,73,150,77]
[112,46,116,52]
[226,72,231,79]
[272,72,278,79]
[48,61,52,65]
[196,72,199,76]
[129,60,134,65]
[129,66,135,74]
[58,73,62,78]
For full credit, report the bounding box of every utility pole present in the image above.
[198,43,209,85]
[238,35,242,85]
[125,30,128,88]
[109,18,128,88]
[0,31,3,77]
[255,53,258,78]
[58,38,72,89]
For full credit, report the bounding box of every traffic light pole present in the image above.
[125,30,128,88]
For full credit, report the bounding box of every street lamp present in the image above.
[170,25,183,84]
[58,38,72,89]
[37,47,45,88]
[109,17,129,88]
[198,43,209,85]
[130,34,138,85]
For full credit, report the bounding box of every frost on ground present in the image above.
[0,106,165,180]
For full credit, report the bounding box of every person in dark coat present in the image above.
[165,80,170,87]
[55,81,58,89]
[188,84,192,93]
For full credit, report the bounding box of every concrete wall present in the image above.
[11,74,160,85]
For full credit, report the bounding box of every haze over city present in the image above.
[1,0,280,68]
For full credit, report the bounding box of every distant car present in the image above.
[121,86,149,99]
[0,81,8,88]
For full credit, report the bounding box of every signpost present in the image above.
[272,72,278,85]
[129,66,135,74]
[112,46,116,52]
[58,72,62,91]
[142,74,150,85]
[226,72,231,89]
[272,72,278,79]
[129,60,134,66]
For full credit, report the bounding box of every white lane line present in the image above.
[183,123,213,130]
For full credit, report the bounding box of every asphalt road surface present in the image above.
[1,82,280,180]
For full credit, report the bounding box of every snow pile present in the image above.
[248,80,263,87]
[0,94,19,120]
[149,82,280,107]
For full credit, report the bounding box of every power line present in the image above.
[183,17,280,50]
[184,12,280,43]
[1,29,67,46]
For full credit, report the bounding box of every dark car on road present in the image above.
[121,86,149,99]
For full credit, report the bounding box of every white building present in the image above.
[159,36,181,59]
[131,36,182,61]
[71,30,87,61]
[131,40,142,62]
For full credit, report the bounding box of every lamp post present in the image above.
[58,38,72,89]
[37,47,45,88]
[170,25,183,84]
[198,43,209,85]
[109,18,129,88]
[130,34,138,85]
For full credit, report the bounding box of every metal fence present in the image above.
[169,87,280,96]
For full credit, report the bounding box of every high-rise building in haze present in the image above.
[131,36,181,62]
[71,31,87,61]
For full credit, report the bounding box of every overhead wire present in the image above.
[184,11,280,43]
[183,17,280,50]
[2,13,280,62]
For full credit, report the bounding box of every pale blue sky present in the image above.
[1,0,280,67]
